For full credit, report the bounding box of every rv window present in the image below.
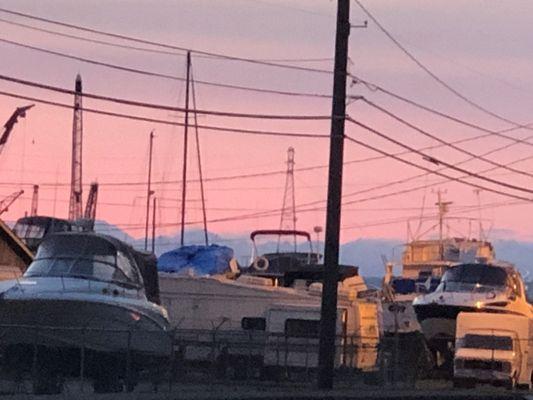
[241,317,266,331]
[285,319,320,338]
[464,334,513,350]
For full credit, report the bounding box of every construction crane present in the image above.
[0,104,34,155]
[0,190,24,215]
[68,74,83,221]
[30,184,39,216]
[83,182,98,230]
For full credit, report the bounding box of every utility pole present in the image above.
[317,0,350,390]
[180,51,191,247]
[152,197,157,253]
[145,130,155,251]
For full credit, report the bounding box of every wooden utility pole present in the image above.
[317,0,350,390]
[144,130,154,251]
[152,197,157,253]
[180,51,191,247]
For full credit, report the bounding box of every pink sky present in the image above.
[1,0,533,243]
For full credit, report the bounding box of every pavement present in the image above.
[0,380,530,400]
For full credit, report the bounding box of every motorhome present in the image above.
[159,266,379,372]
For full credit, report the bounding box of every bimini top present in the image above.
[24,232,143,289]
[250,230,311,241]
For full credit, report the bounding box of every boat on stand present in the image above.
[413,261,533,369]
[381,196,494,337]
[0,232,171,393]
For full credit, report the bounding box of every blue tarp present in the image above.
[157,244,234,275]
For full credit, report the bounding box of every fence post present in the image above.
[80,328,85,393]
[31,327,38,393]
[126,330,132,392]
[393,331,400,385]
[168,330,174,392]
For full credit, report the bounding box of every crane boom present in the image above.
[0,105,34,154]
[0,190,24,215]
[83,182,98,230]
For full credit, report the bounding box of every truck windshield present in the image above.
[463,334,513,350]
[438,264,507,293]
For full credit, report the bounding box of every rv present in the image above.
[159,268,379,373]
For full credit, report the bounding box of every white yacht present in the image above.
[381,237,494,335]
[413,262,533,364]
[0,232,171,392]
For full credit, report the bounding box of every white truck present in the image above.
[453,311,533,389]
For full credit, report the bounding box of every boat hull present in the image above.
[0,298,172,357]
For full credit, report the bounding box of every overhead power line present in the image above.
[0,17,335,64]
[0,89,329,139]
[0,7,333,75]
[0,17,178,56]
[347,117,533,196]
[354,0,528,128]
[0,73,331,120]
[362,98,533,180]
[0,37,333,99]
[353,76,533,143]
[343,129,532,202]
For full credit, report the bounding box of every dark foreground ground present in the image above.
[0,380,531,400]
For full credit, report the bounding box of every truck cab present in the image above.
[454,312,533,389]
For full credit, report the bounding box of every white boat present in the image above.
[381,237,494,335]
[0,232,171,392]
[413,262,533,365]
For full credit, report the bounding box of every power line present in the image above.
[0,7,333,75]
[1,15,336,65]
[0,74,331,120]
[0,89,329,139]
[0,37,333,99]
[343,131,532,203]
[353,76,533,143]
[0,17,178,56]
[347,117,533,196]
[354,0,528,128]
[362,98,533,180]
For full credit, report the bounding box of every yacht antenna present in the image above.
[435,189,452,260]
[474,189,484,241]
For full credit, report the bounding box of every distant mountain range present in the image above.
[92,220,533,278]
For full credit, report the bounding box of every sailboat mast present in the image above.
[144,130,154,251]
[179,52,191,247]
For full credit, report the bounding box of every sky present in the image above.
[1,0,533,246]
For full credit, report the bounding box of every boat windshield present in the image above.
[24,234,141,286]
[438,264,507,293]
[13,221,46,240]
